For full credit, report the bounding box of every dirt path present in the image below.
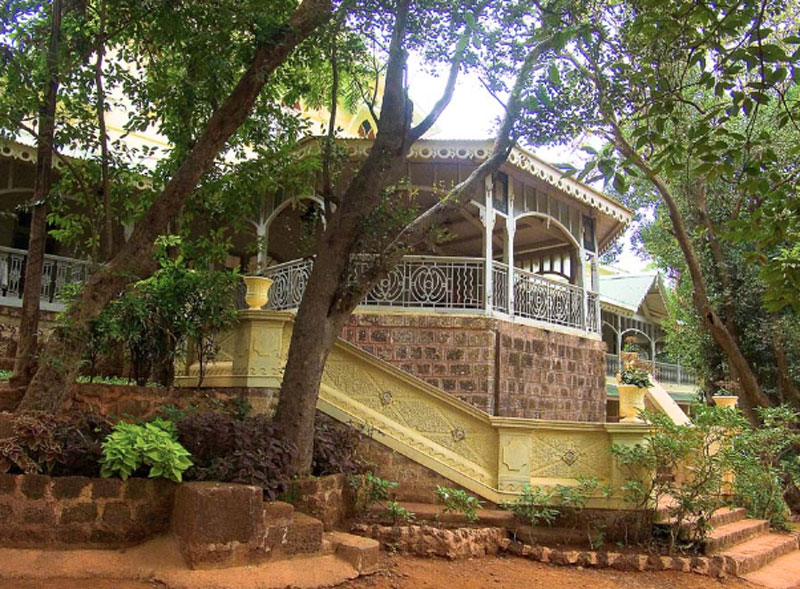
[0,554,762,589]
[338,554,760,589]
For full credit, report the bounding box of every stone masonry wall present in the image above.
[496,322,607,421]
[342,314,497,414]
[342,313,606,422]
[0,473,175,548]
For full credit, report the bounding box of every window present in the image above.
[358,119,375,139]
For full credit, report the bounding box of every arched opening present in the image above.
[512,213,581,285]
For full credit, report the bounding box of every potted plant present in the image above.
[712,387,739,408]
[617,366,653,423]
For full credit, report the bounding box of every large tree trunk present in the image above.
[10,0,63,393]
[274,13,544,474]
[609,125,772,423]
[17,0,331,411]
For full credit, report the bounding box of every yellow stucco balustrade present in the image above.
[177,310,651,507]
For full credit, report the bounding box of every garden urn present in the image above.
[243,276,274,310]
[617,384,646,423]
[712,395,738,408]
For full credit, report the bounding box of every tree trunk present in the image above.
[17,0,331,411]
[609,125,771,423]
[9,0,63,393]
[94,0,114,262]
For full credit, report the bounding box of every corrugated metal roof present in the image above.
[598,273,660,312]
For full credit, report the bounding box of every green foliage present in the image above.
[386,500,415,524]
[0,412,113,477]
[501,485,560,527]
[619,367,653,389]
[88,236,239,386]
[175,410,295,500]
[611,407,741,553]
[348,472,415,522]
[100,419,192,482]
[434,485,482,523]
[0,369,10,381]
[725,405,800,528]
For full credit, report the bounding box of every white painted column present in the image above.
[482,175,495,313]
[504,185,515,317]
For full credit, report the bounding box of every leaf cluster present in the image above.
[100,417,192,482]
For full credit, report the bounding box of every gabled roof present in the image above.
[599,272,668,318]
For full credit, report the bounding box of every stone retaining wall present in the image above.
[0,473,175,548]
[67,382,278,419]
[342,312,606,421]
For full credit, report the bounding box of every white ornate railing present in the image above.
[0,246,90,307]
[263,255,601,334]
[605,353,698,387]
[513,267,586,331]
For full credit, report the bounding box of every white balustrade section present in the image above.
[262,255,602,334]
[0,246,90,308]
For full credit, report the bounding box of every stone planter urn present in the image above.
[242,276,274,310]
[712,395,738,408]
[617,384,647,423]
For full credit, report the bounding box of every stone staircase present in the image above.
[693,506,800,584]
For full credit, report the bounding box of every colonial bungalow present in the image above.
[0,100,695,423]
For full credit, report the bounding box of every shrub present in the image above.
[348,472,412,519]
[611,406,741,553]
[313,414,366,476]
[501,484,560,527]
[89,236,239,386]
[726,405,800,528]
[176,411,295,500]
[434,485,482,523]
[0,411,112,477]
[100,418,193,482]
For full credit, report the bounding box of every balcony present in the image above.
[0,246,91,312]
[605,353,698,388]
[263,255,601,334]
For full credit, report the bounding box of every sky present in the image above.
[407,61,653,274]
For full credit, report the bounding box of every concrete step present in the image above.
[743,548,800,588]
[720,532,799,576]
[704,519,770,554]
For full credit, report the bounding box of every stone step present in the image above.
[368,502,515,528]
[703,519,770,554]
[720,532,799,576]
[743,547,800,588]
[656,503,746,528]
[284,512,324,556]
[326,531,380,574]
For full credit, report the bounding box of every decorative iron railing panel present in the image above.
[0,246,90,305]
[359,256,484,310]
[513,268,586,330]
[492,262,509,313]
[263,259,313,310]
